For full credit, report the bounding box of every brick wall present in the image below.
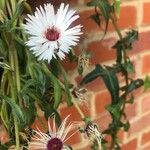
[60,0,150,149]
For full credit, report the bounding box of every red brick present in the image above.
[143,2,150,25]
[60,104,90,122]
[125,102,137,120]
[117,130,125,142]
[94,112,112,130]
[141,94,150,113]
[132,31,150,53]
[62,59,77,71]
[141,130,150,145]
[78,9,100,34]
[122,138,137,150]
[95,90,111,115]
[87,38,116,64]
[116,6,137,30]
[142,144,150,150]
[65,129,82,146]
[77,144,91,150]
[128,112,150,136]
[61,46,81,71]
[78,5,136,34]
[31,116,47,132]
[142,54,150,74]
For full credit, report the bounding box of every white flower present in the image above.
[23,3,82,62]
[29,115,77,150]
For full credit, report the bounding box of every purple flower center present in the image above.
[47,138,63,150]
[45,27,60,41]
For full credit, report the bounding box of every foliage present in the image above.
[0,0,145,150]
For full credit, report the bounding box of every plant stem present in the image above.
[110,14,122,40]
[42,63,86,120]
[71,97,85,119]
[8,36,20,150]
[13,113,20,150]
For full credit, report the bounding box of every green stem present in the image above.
[13,113,20,150]
[8,37,20,150]
[14,47,21,92]
[42,63,86,120]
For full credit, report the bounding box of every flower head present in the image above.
[29,115,77,150]
[85,122,103,148]
[23,3,82,62]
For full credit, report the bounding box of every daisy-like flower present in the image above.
[23,3,82,62]
[29,115,77,150]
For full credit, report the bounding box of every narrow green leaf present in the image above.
[0,101,9,129]
[0,95,24,124]
[144,75,150,90]
[53,80,62,109]
[58,62,72,106]
[114,0,121,18]
[40,63,63,108]
[0,0,5,10]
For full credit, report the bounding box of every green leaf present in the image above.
[53,80,62,109]
[43,105,61,126]
[114,0,121,18]
[21,94,36,127]
[90,13,101,27]
[11,0,24,23]
[80,65,103,85]
[144,75,150,90]
[0,101,9,129]
[40,63,63,108]
[123,59,135,73]
[113,30,138,63]
[0,0,5,10]
[123,121,130,131]
[121,79,144,94]
[58,63,72,106]
[0,95,25,124]
[81,65,120,104]
[106,100,122,119]
[87,0,111,21]
[87,0,111,34]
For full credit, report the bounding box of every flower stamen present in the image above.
[45,27,60,41]
[47,137,63,150]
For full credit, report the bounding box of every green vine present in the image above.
[79,0,144,149]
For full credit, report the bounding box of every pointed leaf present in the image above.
[0,95,24,124]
